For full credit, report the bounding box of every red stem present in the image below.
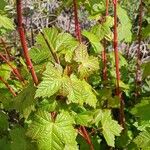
[0,52,24,82]
[106,0,109,16]
[0,77,17,96]
[72,0,93,147]
[16,0,38,86]
[73,0,82,43]
[113,0,125,127]
[135,0,143,98]
[80,126,94,150]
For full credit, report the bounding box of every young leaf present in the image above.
[117,5,132,42]
[133,128,150,149]
[94,109,123,147]
[0,15,14,30]
[101,110,123,147]
[67,75,97,108]
[74,44,99,78]
[82,30,103,53]
[35,63,63,98]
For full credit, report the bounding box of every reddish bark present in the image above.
[80,126,94,150]
[0,77,17,96]
[16,0,38,86]
[73,0,82,43]
[113,0,125,127]
[72,0,93,148]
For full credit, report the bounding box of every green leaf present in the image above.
[84,0,105,20]
[0,111,8,131]
[82,30,103,53]
[142,25,150,39]
[117,5,132,42]
[94,109,123,147]
[74,111,93,126]
[27,111,78,150]
[38,98,58,112]
[42,28,59,52]
[142,62,150,79]
[30,28,59,64]
[0,63,12,81]
[0,0,7,11]
[74,44,100,78]
[131,97,150,121]
[0,136,11,150]
[0,15,14,30]
[29,47,50,64]
[35,63,63,98]
[134,128,150,149]
[102,110,123,147]
[12,83,36,119]
[0,89,13,109]
[91,16,113,41]
[56,33,79,62]
[10,127,37,150]
[67,75,97,107]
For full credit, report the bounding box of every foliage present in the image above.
[0,0,150,150]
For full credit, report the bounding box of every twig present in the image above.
[40,31,60,64]
[0,52,24,82]
[0,77,17,96]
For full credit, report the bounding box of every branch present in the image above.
[73,0,82,43]
[72,0,93,147]
[0,52,24,82]
[0,77,17,96]
[113,0,125,128]
[16,0,38,86]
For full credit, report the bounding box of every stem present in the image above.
[106,0,109,16]
[0,77,17,96]
[40,31,60,64]
[135,0,143,99]
[0,52,24,82]
[78,126,94,150]
[113,0,125,128]
[73,0,82,43]
[16,0,38,86]
[72,0,93,147]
